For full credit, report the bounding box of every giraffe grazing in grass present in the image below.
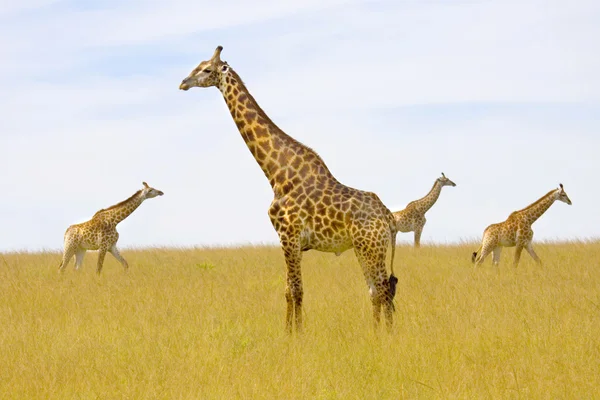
[472,184,571,268]
[393,173,456,247]
[179,46,398,332]
[58,182,164,274]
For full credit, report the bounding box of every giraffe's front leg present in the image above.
[96,248,108,275]
[413,228,422,248]
[280,236,303,334]
[109,245,129,270]
[413,218,425,248]
[513,243,525,267]
[525,243,542,265]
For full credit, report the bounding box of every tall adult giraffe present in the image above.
[393,172,456,247]
[472,184,572,267]
[58,182,164,274]
[180,46,398,332]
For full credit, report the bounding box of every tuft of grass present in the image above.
[195,262,216,270]
[1,242,599,399]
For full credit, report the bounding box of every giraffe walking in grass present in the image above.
[472,184,571,268]
[179,46,398,332]
[58,182,164,274]
[393,173,456,247]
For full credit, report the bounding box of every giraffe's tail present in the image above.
[388,217,398,276]
[472,245,482,264]
[388,218,398,305]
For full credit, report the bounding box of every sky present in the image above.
[1,0,599,252]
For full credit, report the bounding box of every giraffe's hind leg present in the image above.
[513,243,525,267]
[491,246,502,267]
[58,244,77,273]
[474,241,494,268]
[74,249,86,270]
[354,239,394,330]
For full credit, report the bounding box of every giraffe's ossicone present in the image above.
[472,183,572,268]
[180,46,399,332]
[58,182,164,274]
[393,172,456,247]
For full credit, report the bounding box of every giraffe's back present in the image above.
[64,219,117,251]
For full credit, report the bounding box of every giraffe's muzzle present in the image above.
[179,79,191,91]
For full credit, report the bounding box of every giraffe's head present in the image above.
[556,183,572,205]
[141,182,164,200]
[438,172,457,187]
[179,46,229,91]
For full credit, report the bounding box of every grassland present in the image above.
[1,242,599,399]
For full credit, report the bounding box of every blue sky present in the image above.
[1,0,599,251]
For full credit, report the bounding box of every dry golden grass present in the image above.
[1,242,599,399]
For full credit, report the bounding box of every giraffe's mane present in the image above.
[228,68,334,178]
[93,190,142,217]
[514,189,556,214]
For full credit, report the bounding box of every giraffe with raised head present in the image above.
[58,182,164,274]
[393,172,456,247]
[179,46,398,332]
[472,184,571,268]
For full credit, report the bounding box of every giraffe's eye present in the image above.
[203,69,212,74]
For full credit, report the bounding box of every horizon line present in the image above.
[3,237,599,255]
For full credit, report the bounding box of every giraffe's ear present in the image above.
[143,182,149,188]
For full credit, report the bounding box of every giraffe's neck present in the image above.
[411,180,443,213]
[515,189,558,224]
[94,190,144,225]
[218,69,336,195]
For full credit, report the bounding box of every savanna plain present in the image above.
[1,242,599,399]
